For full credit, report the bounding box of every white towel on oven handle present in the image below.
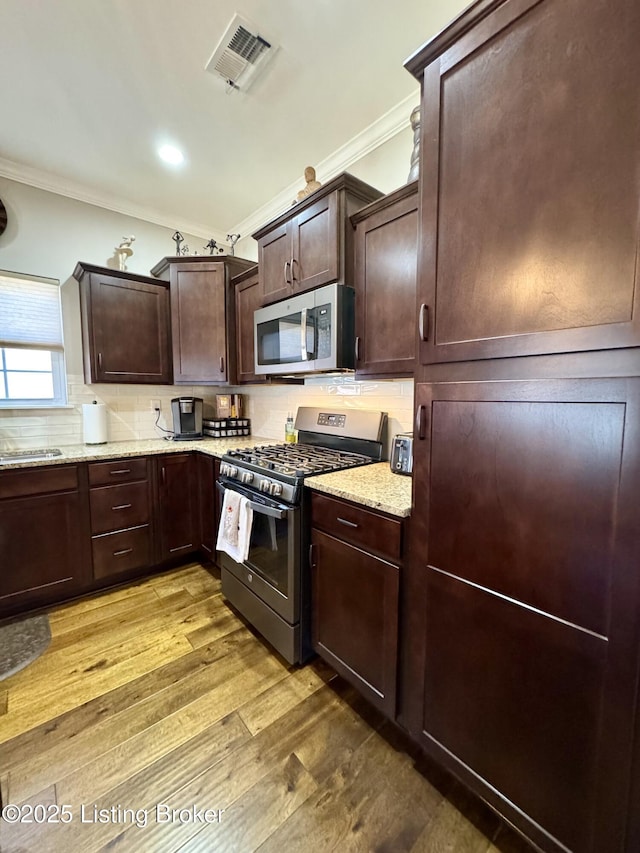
[216,488,254,563]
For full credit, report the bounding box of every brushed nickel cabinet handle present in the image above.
[113,548,133,557]
[283,260,291,285]
[219,356,224,373]
[161,466,166,485]
[337,517,359,528]
[98,352,103,370]
[355,336,361,362]
[416,404,427,440]
[291,257,298,284]
[110,468,131,475]
[418,303,429,342]
[111,503,132,510]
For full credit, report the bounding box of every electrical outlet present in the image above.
[151,399,161,412]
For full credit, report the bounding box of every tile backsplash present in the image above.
[0,374,414,459]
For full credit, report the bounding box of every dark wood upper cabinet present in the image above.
[151,255,254,385]
[232,264,264,385]
[252,172,383,306]
[406,377,640,853]
[74,263,172,384]
[407,0,640,370]
[351,181,418,378]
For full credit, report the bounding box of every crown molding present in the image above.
[231,91,418,239]
[0,156,228,243]
[0,89,417,247]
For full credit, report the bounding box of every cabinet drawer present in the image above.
[88,457,148,486]
[310,492,402,563]
[90,481,150,535]
[0,465,78,500]
[92,525,151,579]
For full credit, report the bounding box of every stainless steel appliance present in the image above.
[217,406,387,664]
[390,433,413,475]
[254,283,355,376]
[171,396,203,440]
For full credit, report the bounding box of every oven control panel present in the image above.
[317,412,346,428]
[219,463,297,504]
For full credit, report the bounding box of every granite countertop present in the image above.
[0,438,413,517]
[0,436,275,470]
[305,462,412,518]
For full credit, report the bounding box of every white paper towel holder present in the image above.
[83,400,108,445]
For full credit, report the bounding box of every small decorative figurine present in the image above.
[180,244,190,256]
[226,234,240,256]
[295,167,322,203]
[205,238,219,255]
[115,235,135,271]
[407,106,421,182]
[172,231,184,255]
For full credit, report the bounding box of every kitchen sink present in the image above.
[0,448,63,464]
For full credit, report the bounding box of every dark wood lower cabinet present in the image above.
[310,492,402,719]
[406,377,640,853]
[0,465,91,616]
[156,453,198,561]
[197,453,218,559]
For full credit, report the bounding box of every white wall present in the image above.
[0,123,415,453]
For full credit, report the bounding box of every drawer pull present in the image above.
[111,503,132,511]
[110,468,131,475]
[113,548,133,557]
[337,517,359,529]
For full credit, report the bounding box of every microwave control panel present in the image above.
[317,413,346,428]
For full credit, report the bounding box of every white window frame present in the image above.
[0,270,68,409]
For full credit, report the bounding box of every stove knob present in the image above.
[269,482,283,497]
[259,480,270,492]
[241,471,254,484]
[220,463,229,476]
[228,466,238,478]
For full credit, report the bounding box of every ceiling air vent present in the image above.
[205,14,276,93]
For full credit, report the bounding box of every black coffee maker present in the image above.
[171,397,203,440]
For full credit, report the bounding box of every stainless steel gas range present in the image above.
[216,407,387,664]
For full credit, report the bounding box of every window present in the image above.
[0,270,67,407]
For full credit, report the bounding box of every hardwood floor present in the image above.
[0,563,535,853]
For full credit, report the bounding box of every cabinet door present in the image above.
[291,192,338,294]
[311,528,399,718]
[0,490,89,615]
[156,454,197,561]
[354,188,417,377]
[234,268,262,384]
[89,273,172,383]
[197,453,216,559]
[258,222,292,305]
[407,378,640,853]
[416,0,640,369]
[171,263,229,383]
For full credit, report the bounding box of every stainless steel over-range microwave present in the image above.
[254,283,355,376]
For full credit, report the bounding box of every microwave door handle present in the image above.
[300,308,310,360]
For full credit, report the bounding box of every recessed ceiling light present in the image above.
[158,145,184,165]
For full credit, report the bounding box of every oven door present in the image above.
[216,479,300,623]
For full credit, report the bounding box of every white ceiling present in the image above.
[0,0,469,240]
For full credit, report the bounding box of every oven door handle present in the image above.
[217,481,288,520]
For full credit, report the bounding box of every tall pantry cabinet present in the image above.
[404,1,640,852]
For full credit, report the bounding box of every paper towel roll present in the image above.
[83,402,108,445]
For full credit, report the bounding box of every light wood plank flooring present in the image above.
[0,563,535,853]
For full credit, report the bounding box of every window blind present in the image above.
[0,271,63,351]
